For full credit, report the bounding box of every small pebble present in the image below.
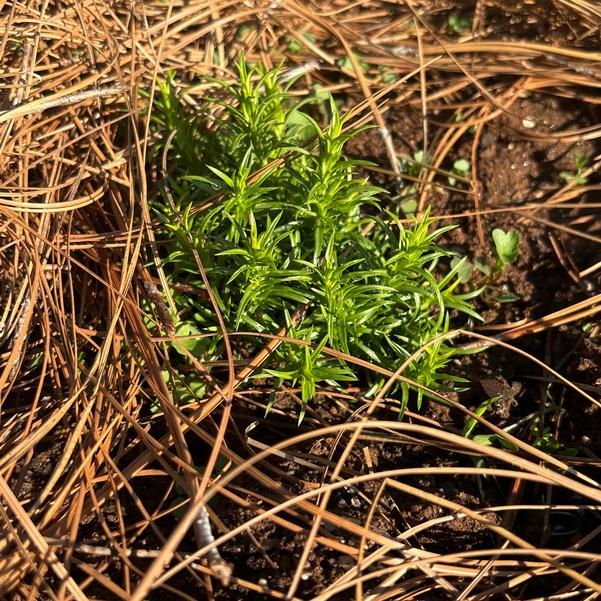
[583,279,598,293]
[338,555,355,570]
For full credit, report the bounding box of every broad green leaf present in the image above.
[450,256,473,284]
[453,158,470,177]
[172,321,204,355]
[492,228,520,266]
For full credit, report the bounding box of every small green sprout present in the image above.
[448,158,470,186]
[379,66,398,84]
[236,24,253,42]
[492,228,520,270]
[397,150,431,217]
[287,31,316,54]
[530,423,577,457]
[463,397,518,451]
[448,13,471,34]
[399,149,430,179]
[560,152,589,186]
[450,227,521,306]
[337,53,370,74]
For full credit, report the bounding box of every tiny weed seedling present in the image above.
[483,228,521,303]
[337,53,370,74]
[492,228,520,272]
[451,228,521,305]
[560,152,590,186]
[447,12,471,34]
[399,150,430,180]
[448,158,470,186]
[286,31,316,54]
[150,56,479,419]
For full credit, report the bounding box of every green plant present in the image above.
[492,228,520,271]
[397,150,431,217]
[448,12,471,34]
[287,31,316,54]
[378,65,398,84]
[450,228,521,306]
[560,152,589,186]
[448,158,470,186]
[264,335,356,422]
[154,368,207,414]
[463,394,518,451]
[149,56,479,418]
[399,149,430,180]
[337,53,370,74]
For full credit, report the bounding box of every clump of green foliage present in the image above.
[447,12,471,34]
[150,57,479,419]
